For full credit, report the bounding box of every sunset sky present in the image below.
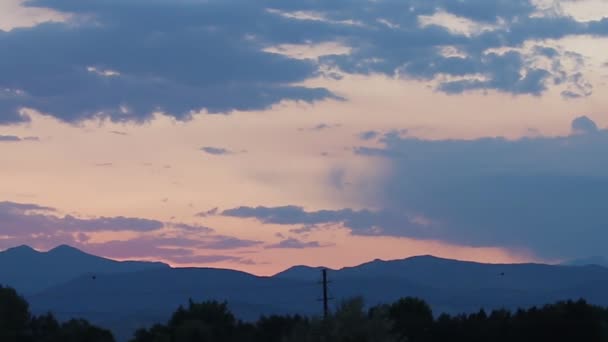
[1,0,608,275]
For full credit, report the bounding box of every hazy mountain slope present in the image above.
[273,265,334,281]
[278,255,608,292]
[0,245,169,294]
[28,267,320,341]
[564,256,608,267]
[7,246,608,341]
[31,268,608,341]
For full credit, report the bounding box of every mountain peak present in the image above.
[49,244,80,251]
[47,244,89,256]
[273,264,333,279]
[406,254,444,260]
[365,255,450,265]
[3,245,38,254]
[0,244,169,294]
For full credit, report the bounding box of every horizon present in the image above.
[1,0,608,275]
[1,243,597,277]
[6,240,608,342]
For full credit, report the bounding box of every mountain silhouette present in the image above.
[563,255,608,267]
[280,255,608,292]
[29,267,319,341]
[5,245,608,341]
[0,245,168,294]
[274,265,334,280]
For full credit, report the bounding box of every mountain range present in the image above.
[0,245,168,294]
[3,245,608,341]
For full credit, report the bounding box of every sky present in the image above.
[1,0,608,275]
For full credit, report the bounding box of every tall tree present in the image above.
[0,285,31,342]
[388,297,433,342]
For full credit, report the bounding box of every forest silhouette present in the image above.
[2,284,608,342]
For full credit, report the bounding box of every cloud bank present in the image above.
[0,201,261,264]
[223,116,608,260]
[1,0,607,124]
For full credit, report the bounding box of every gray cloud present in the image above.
[358,129,408,143]
[0,201,245,242]
[109,130,128,136]
[358,131,380,141]
[562,90,585,99]
[304,1,602,97]
[436,53,552,96]
[350,117,608,260]
[266,237,324,249]
[313,123,338,131]
[201,147,234,156]
[79,237,258,264]
[222,205,425,237]
[0,135,39,142]
[223,205,346,225]
[224,117,608,260]
[169,223,214,234]
[0,201,55,212]
[81,239,198,261]
[0,0,335,124]
[1,0,607,124]
[164,254,251,264]
[571,115,599,134]
[0,234,254,264]
[0,135,21,142]
[0,202,164,235]
[196,207,219,217]
[300,123,341,132]
[0,201,262,263]
[199,236,263,250]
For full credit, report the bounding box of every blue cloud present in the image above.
[266,238,324,249]
[437,53,552,96]
[358,131,380,141]
[0,201,164,235]
[225,117,608,260]
[0,135,21,142]
[1,0,607,124]
[351,117,608,259]
[201,147,233,156]
[0,1,335,124]
[0,134,38,142]
[571,115,599,134]
[222,205,426,237]
[201,236,263,250]
[0,201,261,263]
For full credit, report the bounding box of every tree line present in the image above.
[2,284,608,342]
[0,286,114,342]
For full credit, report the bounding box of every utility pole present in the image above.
[320,268,331,319]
